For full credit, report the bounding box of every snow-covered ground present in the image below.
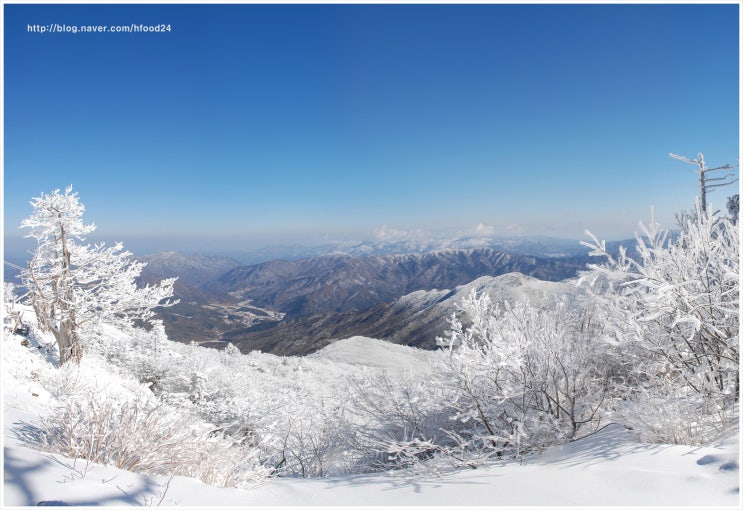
[2,317,740,507]
[309,336,438,377]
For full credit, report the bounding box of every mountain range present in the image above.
[206,272,576,355]
[5,235,625,355]
[137,240,598,355]
[211,234,594,265]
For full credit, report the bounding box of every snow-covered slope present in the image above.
[346,272,576,350]
[3,314,740,507]
[5,393,740,506]
[309,336,439,376]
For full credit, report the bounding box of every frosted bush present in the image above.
[582,204,739,444]
[3,282,23,333]
[347,368,466,472]
[29,391,267,486]
[41,363,86,399]
[438,291,615,457]
[613,386,738,445]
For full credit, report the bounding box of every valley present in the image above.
[139,241,595,355]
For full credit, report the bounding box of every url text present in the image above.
[27,23,173,34]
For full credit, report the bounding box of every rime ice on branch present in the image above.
[20,186,178,365]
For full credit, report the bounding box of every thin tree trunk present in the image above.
[56,213,82,365]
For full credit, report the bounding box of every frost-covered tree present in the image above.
[581,204,739,443]
[727,194,739,224]
[438,291,614,456]
[20,186,177,365]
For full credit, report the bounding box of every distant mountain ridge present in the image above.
[138,252,240,287]
[215,235,593,265]
[129,237,635,355]
[1,234,665,355]
[157,246,588,355]
[209,247,588,317]
[209,272,576,355]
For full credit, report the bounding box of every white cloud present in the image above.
[465,222,528,237]
[472,223,495,236]
[505,223,528,235]
[374,225,428,242]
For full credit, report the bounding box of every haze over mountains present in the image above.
[134,236,604,355]
[215,234,594,265]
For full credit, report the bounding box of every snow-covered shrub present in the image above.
[269,401,352,478]
[80,324,212,407]
[78,329,353,479]
[221,342,242,364]
[238,358,358,479]
[347,368,467,473]
[30,391,267,486]
[581,205,739,444]
[614,382,737,445]
[3,282,27,336]
[438,291,614,457]
[41,362,87,399]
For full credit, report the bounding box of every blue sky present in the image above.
[3,3,740,254]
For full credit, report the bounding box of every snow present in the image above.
[2,313,740,508]
[309,336,438,377]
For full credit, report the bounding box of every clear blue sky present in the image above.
[3,3,740,254]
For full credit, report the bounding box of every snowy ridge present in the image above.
[346,272,576,351]
[218,234,596,265]
[309,336,438,376]
[397,272,574,310]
